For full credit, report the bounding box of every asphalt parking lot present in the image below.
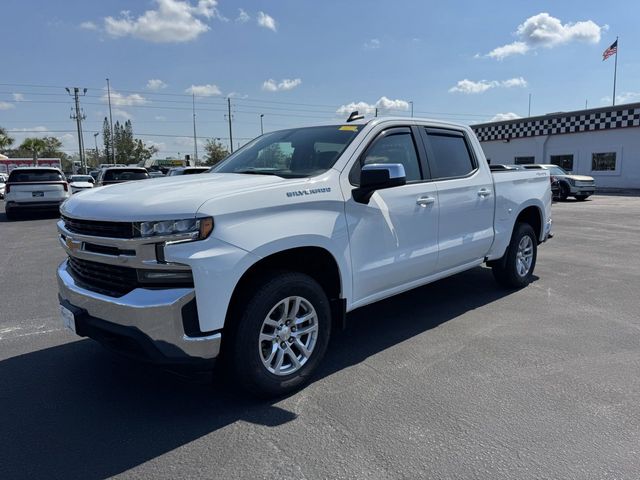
[1,196,640,479]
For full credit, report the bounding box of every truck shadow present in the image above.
[0,266,525,479]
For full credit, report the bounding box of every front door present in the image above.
[344,127,439,304]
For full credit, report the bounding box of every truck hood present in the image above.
[563,174,594,182]
[61,173,285,221]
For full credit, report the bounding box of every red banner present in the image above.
[0,158,62,174]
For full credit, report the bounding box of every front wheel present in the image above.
[229,272,331,397]
[491,223,537,288]
[559,184,569,201]
[575,195,589,201]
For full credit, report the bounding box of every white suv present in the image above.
[4,167,69,220]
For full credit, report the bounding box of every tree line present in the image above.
[1,123,232,170]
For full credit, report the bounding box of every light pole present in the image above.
[260,114,264,135]
[106,78,115,164]
[93,132,100,169]
[409,101,414,117]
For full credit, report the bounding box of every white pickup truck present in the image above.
[57,117,552,396]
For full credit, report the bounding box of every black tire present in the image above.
[559,183,569,201]
[491,222,537,289]
[575,195,589,201]
[5,209,17,221]
[229,271,331,397]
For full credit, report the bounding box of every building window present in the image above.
[514,156,534,165]
[550,154,574,171]
[592,152,616,171]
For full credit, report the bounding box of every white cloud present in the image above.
[103,0,221,43]
[146,79,167,90]
[80,21,98,31]
[487,42,530,60]
[501,77,528,88]
[336,96,410,116]
[375,96,410,112]
[102,90,148,106]
[449,77,528,94]
[364,38,381,49]
[236,8,250,23]
[262,78,302,92]
[257,11,276,32]
[228,92,248,99]
[12,93,25,102]
[185,83,221,96]
[601,92,640,105]
[113,109,132,119]
[154,115,167,121]
[0,102,15,110]
[490,112,521,122]
[485,12,606,60]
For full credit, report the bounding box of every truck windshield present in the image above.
[213,125,361,178]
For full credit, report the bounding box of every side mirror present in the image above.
[353,163,406,204]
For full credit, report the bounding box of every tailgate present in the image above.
[9,182,67,201]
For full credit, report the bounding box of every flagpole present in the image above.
[612,36,618,106]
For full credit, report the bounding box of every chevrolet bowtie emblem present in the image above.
[65,237,81,253]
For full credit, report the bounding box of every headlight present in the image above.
[135,217,213,240]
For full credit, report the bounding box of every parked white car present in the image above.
[0,179,5,199]
[5,167,69,219]
[57,117,552,396]
[68,175,95,194]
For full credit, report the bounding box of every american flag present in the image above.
[603,40,618,61]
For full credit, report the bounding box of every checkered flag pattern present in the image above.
[472,107,640,142]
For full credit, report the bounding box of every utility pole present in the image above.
[67,87,87,173]
[528,93,532,117]
[106,78,115,164]
[409,101,414,118]
[227,97,234,153]
[192,93,198,165]
[260,114,264,135]
[375,107,378,117]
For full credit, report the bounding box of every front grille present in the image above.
[67,257,138,297]
[63,216,135,239]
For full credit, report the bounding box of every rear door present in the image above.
[420,127,495,271]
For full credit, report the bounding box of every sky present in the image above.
[1,0,638,159]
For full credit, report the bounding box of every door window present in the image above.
[351,129,422,184]
[426,131,476,179]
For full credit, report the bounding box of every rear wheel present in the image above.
[229,272,331,397]
[491,223,537,289]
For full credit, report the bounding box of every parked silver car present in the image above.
[522,164,595,201]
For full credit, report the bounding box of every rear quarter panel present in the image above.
[488,170,552,260]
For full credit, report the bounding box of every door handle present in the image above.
[477,188,492,197]
[416,195,435,207]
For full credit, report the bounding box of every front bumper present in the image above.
[57,259,221,365]
[569,185,595,195]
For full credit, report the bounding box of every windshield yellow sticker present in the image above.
[339,126,359,131]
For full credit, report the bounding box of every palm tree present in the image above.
[0,126,14,153]
[20,137,47,166]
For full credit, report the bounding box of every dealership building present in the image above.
[471,102,640,189]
